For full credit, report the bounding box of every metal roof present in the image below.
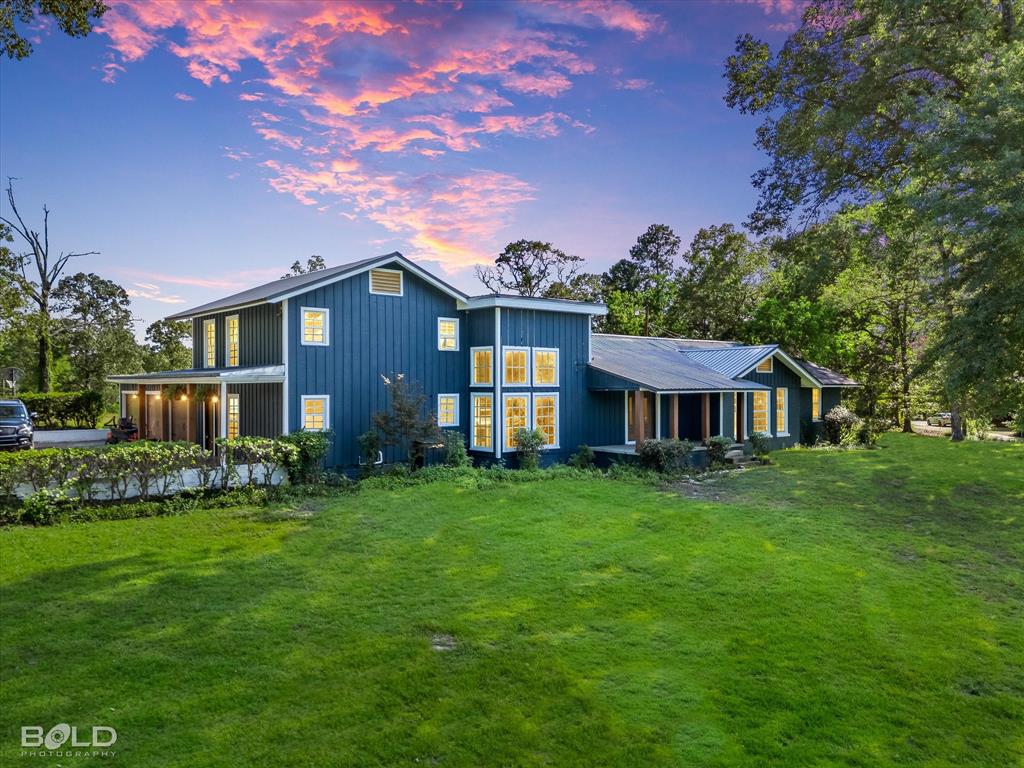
[682,345,780,379]
[798,359,860,387]
[108,365,285,384]
[589,335,769,392]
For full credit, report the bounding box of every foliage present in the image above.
[278,429,332,484]
[475,239,584,298]
[706,435,734,465]
[602,224,679,335]
[281,255,326,279]
[145,319,192,372]
[748,431,772,460]
[1,0,107,60]
[18,390,103,428]
[823,405,861,446]
[568,444,596,470]
[513,427,546,471]
[372,373,442,466]
[441,429,470,468]
[356,429,382,477]
[219,436,298,488]
[636,438,693,473]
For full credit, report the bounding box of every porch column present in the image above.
[219,381,228,444]
[137,385,147,439]
[702,393,711,442]
[669,394,679,439]
[633,389,645,452]
[736,393,745,443]
[185,385,196,444]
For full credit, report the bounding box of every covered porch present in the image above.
[108,366,285,450]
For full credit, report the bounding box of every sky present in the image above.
[0,0,803,334]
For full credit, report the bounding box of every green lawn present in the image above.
[2,433,1022,767]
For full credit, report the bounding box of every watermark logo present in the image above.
[20,724,116,758]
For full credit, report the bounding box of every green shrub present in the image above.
[707,435,733,465]
[441,429,470,467]
[279,429,333,483]
[824,405,861,445]
[568,444,596,469]
[357,429,382,477]
[857,416,886,446]
[219,436,298,488]
[636,438,693,473]
[514,427,546,471]
[19,391,104,429]
[748,431,772,459]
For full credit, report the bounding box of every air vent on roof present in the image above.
[370,268,403,295]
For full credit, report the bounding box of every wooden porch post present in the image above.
[633,390,645,452]
[137,385,147,439]
[669,394,679,439]
[736,393,744,443]
[185,385,196,444]
[701,393,711,442]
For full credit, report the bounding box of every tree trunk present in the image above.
[950,403,965,441]
[38,305,52,392]
[899,297,912,432]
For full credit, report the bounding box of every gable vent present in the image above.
[370,268,403,296]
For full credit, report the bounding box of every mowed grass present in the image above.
[1,433,1022,767]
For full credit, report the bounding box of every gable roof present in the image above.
[589,335,770,392]
[166,252,468,320]
[682,344,780,379]
[798,359,860,387]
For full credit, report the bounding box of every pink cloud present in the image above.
[613,77,650,90]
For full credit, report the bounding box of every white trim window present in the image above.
[226,314,239,367]
[775,387,788,436]
[471,393,493,450]
[203,319,216,368]
[301,395,329,431]
[227,392,240,439]
[503,346,530,386]
[437,317,459,351]
[532,348,559,387]
[437,393,459,427]
[471,346,492,386]
[301,307,329,346]
[752,391,769,434]
[503,393,530,450]
[812,388,821,421]
[369,268,403,296]
[533,393,559,449]
[756,357,774,373]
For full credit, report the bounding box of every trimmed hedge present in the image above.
[18,391,104,429]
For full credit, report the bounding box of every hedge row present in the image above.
[18,391,104,429]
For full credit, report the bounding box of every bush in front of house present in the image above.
[279,429,333,483]
[514,427,546,471]
[219,436,299,488]
[18,391,104,429]
[636,438,694,473]
[568,444,596,470]
[823,405,861,445]
[441,429,470,467]
[707,435,734,465]
[748,431,772,460]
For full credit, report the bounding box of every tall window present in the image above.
[471,394,493,450]
[437,394,459,427]
[471,347,492,386]
[302,396,328,430]
[227,393,240,439]
[812,388,821,420]
[203,319,216,368]
[437,318,459,351]
[752,391,769,434]
[534,394,558,448]
[504,394,529,449]
[533,348,559,386]
[756,357,773,373]
[503,347,529,386]
[226,315,239,367]
[302,307,328,346]
[775,388,788,435]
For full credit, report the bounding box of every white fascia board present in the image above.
[466,295,608,316]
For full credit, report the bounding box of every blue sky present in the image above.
[0,0,800,333]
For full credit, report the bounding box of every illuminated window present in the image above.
[471,347,492,386]
[812,388,821,421]
[203,319,216,368]
[752,391,769,434]
[226,315,239,367]
[533,394,558,448]
[503,347,530,386]
[227,393,240,439]
[533,348,559,387]
[504,394,529,449]
[302,396,328,431]
[302,307,328,346]
[369,268,403,295]
[437,318,459,351]
[756,357,773,373]
[437,393,459,427]
[471,394,493,450]
[775,387,788,435]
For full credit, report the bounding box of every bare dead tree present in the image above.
[0,179,98,391]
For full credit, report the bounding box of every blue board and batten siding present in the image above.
[191,303,282,369]
[286,267,467,467]
[741,362,803,450]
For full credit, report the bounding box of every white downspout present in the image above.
[494,306,502,459]
[281,299,289,435]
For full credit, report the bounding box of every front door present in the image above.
[627,391,656,443]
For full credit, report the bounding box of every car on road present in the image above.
[927,412,953,427]
[0,399,34,450]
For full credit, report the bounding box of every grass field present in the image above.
[2,433,1022,767]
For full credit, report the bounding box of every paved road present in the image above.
[911,420,1020,442]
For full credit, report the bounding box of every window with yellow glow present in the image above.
[812,388,821,420]
[226,315,239,367]
[533,348,558,386]
[775,387,787,435]
[504,347,529,385]
[302,396,328,430]
[756,357,773,373]
[437,394,459,427]
[752,391,769,434]
[471,347,492,386]
[227,393,240,439]
[437,318,459,351]
[204,319,216,368]
[534,394,558,447]
[504,395,529,449]
[302,308,328,346]
[471,394,492,450]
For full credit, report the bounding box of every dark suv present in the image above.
[0,400,34,450]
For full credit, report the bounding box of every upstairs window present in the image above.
[752,391,769,434]
[370,268,403,296]
[812,388,821,421]
[503,347,530,386]
[203,319,216,368]
[226,315,239,367]
[437,394,459,427]
[437,318,459,351]
[302,396,328,431]
[302,307,329,346]
[471,347,492,386]
[756,357,773,373]
[775,387,788,435]
[533,348,559,387]
[227,393,240,439]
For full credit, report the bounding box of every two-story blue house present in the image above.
[109,252,857,467]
